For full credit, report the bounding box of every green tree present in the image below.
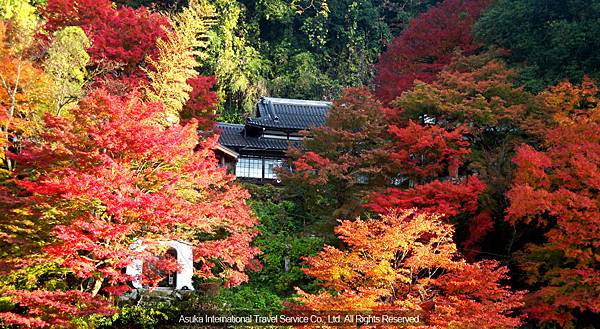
[250,0,392,100]
[43,26,91,116]
[268,51,337,99]
[324,0,390,88]
[380,0,441,34]
[214,184,323,314]
[202,0,268,115]
[475,0,600,91]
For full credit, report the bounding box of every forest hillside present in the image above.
[0,0,599,328]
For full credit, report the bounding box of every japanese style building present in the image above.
[215,96,332,182]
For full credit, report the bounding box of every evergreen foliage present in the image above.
[475,0,600,91]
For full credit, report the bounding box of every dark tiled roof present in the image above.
[247,97,332,130]
[217,123,299,151]
[216,123,248,148]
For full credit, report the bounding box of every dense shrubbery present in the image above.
[214,184,323,313]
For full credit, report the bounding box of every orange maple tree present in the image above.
[506,78,600,327]
[294,210,525,328]
[393,53,545,137]
[0,21,52,170]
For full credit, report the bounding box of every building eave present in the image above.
[214,144,239,159]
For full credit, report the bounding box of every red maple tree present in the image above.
[374,53,547,250]
[374,0,491,105]
[366,121,491,247]
[280,88,389,220]
[506,79,600,327]
[43,0,170,78]
[181,76,219,130]
[1,90,260,326]
[0,290,115,328]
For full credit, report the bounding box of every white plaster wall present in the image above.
[168,240,194,290]
[125,240,194,290]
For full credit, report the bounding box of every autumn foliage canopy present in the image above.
[0,1,257,327]
[506,79,600,326]
[2,0,600,328]
[43,0,169,77]
[295,210,525,328]
[18,90,260,290]
[374,0,492,105]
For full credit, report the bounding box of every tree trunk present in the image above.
[91,277,104,297]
